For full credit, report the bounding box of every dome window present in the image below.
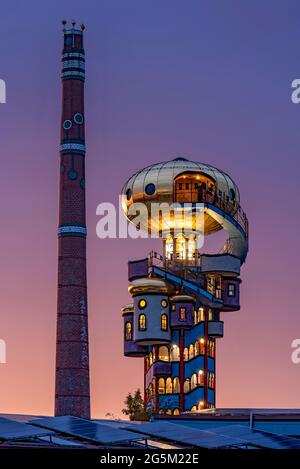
[145,183,156,196]
[229,188,236,201]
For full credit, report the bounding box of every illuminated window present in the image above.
[191,405,197,411]
[125,321,132,341]
[149,351,153,366]
[161,299,168,308]
[173,408,180,416]
[228,283,236,297]
[188,235,196,260]
[158,346,169,362]
[199,338,205,355]
[198,370,204,386]
[165,235,174,260]
[173,377,180,393]
[161,314,168,331]
[191,373,197,390]
[152,347,156,362]
[184,378,190,394]
[138,314,147,331]
[208,340,215,357]
[194,310,197,324]
[166,408,172,415]
[158,378,165,394]
[148,383,153,396]
[197,307,205,322]
[183,347,189,361]
[176,235,186,260]
[198,400,205,410]
[170,344,180,361]
[208,309,213,321]
[158,408,164,414]
[166,377,172,394]
[195,341,200,356]
[189,344,194,359]
[179,307,186,321]
[138,299,147,309]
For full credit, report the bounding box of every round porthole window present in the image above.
[138,299,147,309]
[126,188,132,200]
[63,119,72,130]
[68,170,78,180]
[74,113,84,125]
[145,183,156,196]
[161,299,168,308]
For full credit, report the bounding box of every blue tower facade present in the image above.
[121,158,248,415]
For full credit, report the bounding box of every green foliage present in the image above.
[122,388,150,421]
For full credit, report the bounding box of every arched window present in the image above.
[152,347,156,362]
[158,378,165,394]
[209,340,215,357]
[183,347,189,361]
[173,408,180,416]
[166,408,172,415]
[148,383,153,396]
[158,409,164,414]
[199,338,205,355]
[165,235,174,260]
[179,307,186,321]
[191,405,197,411]
[173,377,180,394]
[184,378,190,394]
[138,314,147,331]
[125,322,132,341]
[149,352,153,366]
[198,370,204,386]
[198,400,204,410]
[191,373,197,390]
[176,235,186,260]
[166,377,172,394]
[161,314,168,331]
[188,235,196,260]
[194,310,197,325]
[198,307,205,322]
[189,344,194,359]
[158,346,169,362]
[170,344,180,361]
[195,341,200,356]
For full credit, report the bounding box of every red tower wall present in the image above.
[55,26,90,419]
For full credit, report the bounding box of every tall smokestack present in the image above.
[55,21,90,419]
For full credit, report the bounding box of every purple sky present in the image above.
[0,0,300,417]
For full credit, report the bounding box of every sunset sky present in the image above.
[1,0,300,418]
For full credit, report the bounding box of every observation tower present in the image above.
[121,157,248,415]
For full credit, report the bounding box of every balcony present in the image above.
[207,320,224,338]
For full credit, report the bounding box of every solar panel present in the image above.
[0,417,53,441]
[31,416,148,444]
[211,425,300,449]
[123,421,300,449]
[124,421,243,448]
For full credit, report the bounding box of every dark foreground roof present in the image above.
[0,410,300,450]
